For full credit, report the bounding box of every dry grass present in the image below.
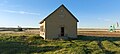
[1,29,120,37]
[78,31,120,37]
[0,29,120,54]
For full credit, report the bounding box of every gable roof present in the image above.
[39,4,79,24]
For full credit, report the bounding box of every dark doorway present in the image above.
[61,27,64,36]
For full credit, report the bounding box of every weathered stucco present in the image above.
[40,21,46,39]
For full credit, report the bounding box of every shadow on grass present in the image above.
[77,35,120,54]
[0,41,61,54]
[77,35,120,41]
[76,35,120,54]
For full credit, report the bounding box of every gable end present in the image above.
[39,4,79,24]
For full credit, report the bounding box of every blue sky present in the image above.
[0,0,120,28]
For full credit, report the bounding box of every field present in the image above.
[78,28,120,37]
[0,29,120,54]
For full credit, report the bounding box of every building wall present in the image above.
[40,21,46,39]
[45,6,77,39]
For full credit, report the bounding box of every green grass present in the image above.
[1,33,120,54]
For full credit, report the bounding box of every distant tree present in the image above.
[17,26,23,31]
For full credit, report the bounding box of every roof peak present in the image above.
[61,4,64,6]
[60,4,65,7]
[39,4,79,24]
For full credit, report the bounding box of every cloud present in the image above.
[104,19,111,22]
[97,18,112,22]
[1,10,40,15]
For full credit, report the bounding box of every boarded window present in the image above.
[40,26,44,32]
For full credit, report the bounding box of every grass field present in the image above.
[0,31,120,54]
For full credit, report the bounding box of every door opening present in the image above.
[61,27,64,36]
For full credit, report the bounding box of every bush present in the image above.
[15,26,23,31]
[17,27,23,31]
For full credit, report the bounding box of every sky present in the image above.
[0,0,120,28]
